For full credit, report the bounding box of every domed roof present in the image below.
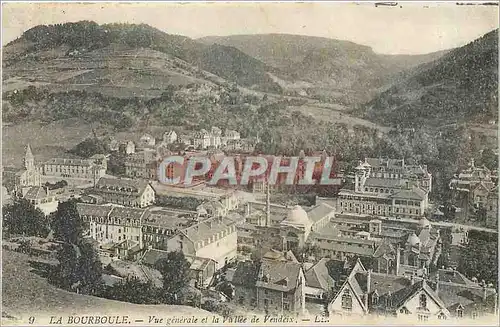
[419,217,431,228]
[283,205,310,226]
[408,233,420,247]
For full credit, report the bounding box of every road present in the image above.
[325,204,498,234]
[376,215,498,234]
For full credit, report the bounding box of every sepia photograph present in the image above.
[1,1,499,326]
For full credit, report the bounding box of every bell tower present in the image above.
[24,144,35,171]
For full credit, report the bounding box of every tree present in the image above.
[154,251,191,303]
[51,200,84,244]
[49,243,79,290]
[76,241,103,295]
[3,198,49,237]
[49,241,103,295]
[479,148,498,170]
[103,277,161,304]
[458,231,498,286]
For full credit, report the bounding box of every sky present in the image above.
[2,2,498,55]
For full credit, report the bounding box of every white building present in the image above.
[163,130,178,144]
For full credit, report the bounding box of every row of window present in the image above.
[195,225,236,249]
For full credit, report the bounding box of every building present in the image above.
[15,145,42,192]
[193,129,211,149]
[163,130,178,144]
[364,158,432,193]
[222,129,240,145]
[337,159,430,219]
[21,186,59,215]
[327,259,497,322]
[449,158,497,220]
[304,258,336,300]
[42,156,107,181]
[125,149,157,180]
[485,186,498,227]
[230,251,306,314]
[167,214,240,269]
[92,177,155,208]
[142,248,216,288]
[139,134,156,148]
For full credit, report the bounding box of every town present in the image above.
[3,127,498,322]
[1,5,498,326]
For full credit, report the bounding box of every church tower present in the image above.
[24,144,35,171]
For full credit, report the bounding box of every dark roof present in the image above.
[23,186,48,200]
[256,258,302,292]
[77,203,113,217]
[364,178,406,188]
[95,177,151,195]
[305,258,335,290]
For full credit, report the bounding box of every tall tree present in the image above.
[154,251,191,303]
[49,243,79,290]
[76,241,103,295]
[3,198,49,237]
[51,199,84,244]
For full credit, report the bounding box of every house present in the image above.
[125,149,157,180]
[77,204,144,251]
[21,186,59,215]
[230,251,306,314]
[92,177,155,207]
[167,215,240,269]
[449,158,496,219]
[139,134,156,148]
[163,130,178,144]
[327,258,498,321]
[141,248,216,288]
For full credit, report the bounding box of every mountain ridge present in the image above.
[364,28,499,127]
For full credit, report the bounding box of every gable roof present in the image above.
[256,258,302,292]
[306,202,335,223]
[387,280,449,315]
[305,258,335,291]
[23,186,48,200]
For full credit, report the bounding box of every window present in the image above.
[283,302,290,311]
[471,312,478,320]
[457,307,464,318]
[238,296,244,305]
[419,294,427,309]
[438,313,446,320]
[418,314,429,322]
[341,289,353,311]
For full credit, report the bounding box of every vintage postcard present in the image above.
[1,1,499,326]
